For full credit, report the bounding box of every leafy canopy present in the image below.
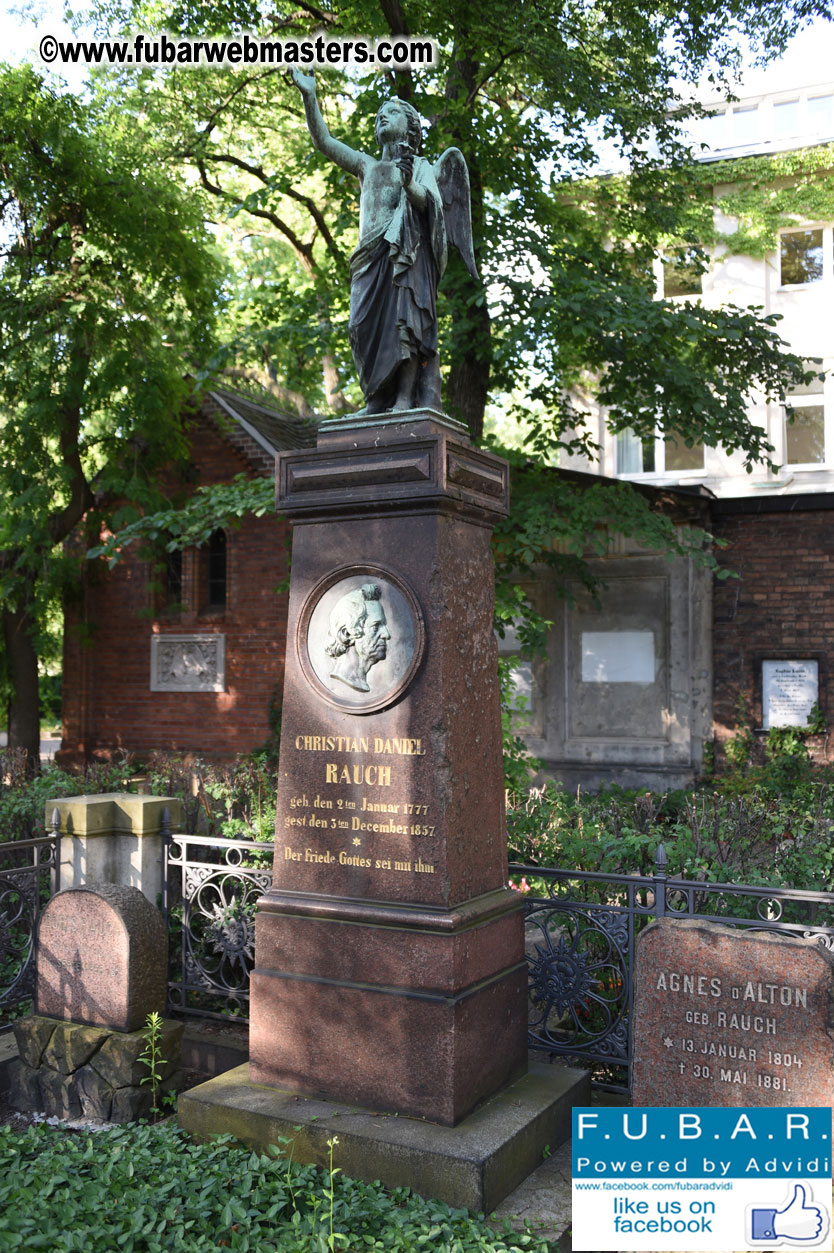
[0,62,220,757]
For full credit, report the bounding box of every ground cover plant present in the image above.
[0,1121,550,1253]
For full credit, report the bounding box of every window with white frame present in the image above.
[697,90,834,153]
[808,93,834,132]
[784,360,827,467]
[616,429,705,476]
[732,104,759,145]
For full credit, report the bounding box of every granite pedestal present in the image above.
[249,411,528,1127]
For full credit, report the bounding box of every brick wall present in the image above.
[60,409,291,762]
[712,499,834,757]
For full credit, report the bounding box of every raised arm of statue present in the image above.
[286,75,480,418]
[289,68,368,178]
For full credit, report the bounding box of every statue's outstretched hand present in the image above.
[289,67,316,96]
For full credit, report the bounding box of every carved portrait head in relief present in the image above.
[324,582,391,693]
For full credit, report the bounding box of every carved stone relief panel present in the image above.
[150,634,226,693]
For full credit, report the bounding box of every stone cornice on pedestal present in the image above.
[276,411,509,525]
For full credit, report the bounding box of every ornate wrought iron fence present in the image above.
[161,810,272,1022]
[510,846,834,1092]
[0,809,61,1033]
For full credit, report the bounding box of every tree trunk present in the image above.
[446,287,491,441]
[3,596,41,774]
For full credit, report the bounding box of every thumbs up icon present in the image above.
[750,1183,828,1244]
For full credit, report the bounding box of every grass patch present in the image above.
[0,1121,551,1252]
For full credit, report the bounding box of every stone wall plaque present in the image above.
[762,659,819,729]
[298,565,425,714]
[150,633,225,692]
[36,883,168,1032]
[632,918,834,1109]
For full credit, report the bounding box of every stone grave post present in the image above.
[179,413,590,1212]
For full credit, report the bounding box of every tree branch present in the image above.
[196,159,315,268]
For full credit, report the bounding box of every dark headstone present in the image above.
[36,883,167,1031]
[632,919,834,1108]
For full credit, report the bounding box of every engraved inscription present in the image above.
[632,922,834,1111]
[654,973,809,1091]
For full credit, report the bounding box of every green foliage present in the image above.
[146,752,277,842]
[138,1011,165,1120]
[80,0,824,451]
[724,692,755,775]
[663,143,834,262]
[0,1122,552,1252]
[0,63,220,757]
[0,755,136,843]
[507,772,834,896]
[87,477,275,567]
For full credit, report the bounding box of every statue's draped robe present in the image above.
[349,157,447,402]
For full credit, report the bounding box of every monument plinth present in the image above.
[248,412,527,1126]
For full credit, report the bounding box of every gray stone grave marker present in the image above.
[632,918,834,1107]
[36,882,167,1032]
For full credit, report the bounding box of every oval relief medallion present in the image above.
[298,565,425,713]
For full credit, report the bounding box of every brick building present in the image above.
[711,495,834,748]
[527,73,834,787]
[59,389,314,764]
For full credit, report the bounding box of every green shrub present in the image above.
[507,776,834,896]
[146,752,276,843]
[0,1122,550,1252]
[0,755,136,844]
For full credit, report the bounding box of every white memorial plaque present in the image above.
[762,659,819,728]
[581,630,655,684]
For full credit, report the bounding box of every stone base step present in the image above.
[178,1061,589,1213]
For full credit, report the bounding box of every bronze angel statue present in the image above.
[290,69,478,414]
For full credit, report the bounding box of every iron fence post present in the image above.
[160,805,171,926]
[50,806,61,896]
[654,843,668,918]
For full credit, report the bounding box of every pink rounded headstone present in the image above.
[36,883,167,1031]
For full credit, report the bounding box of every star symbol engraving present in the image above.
[352,838,361,846]
[663,1037,674,1048]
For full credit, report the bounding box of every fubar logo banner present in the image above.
[571,1107,832,1251]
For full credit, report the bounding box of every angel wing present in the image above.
[433,147,479,281]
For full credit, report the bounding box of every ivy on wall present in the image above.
[662,142,834,261]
